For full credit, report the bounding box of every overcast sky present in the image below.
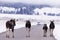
[0,0,60,7]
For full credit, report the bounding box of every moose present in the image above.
[49,20,55,37]
[43,24,48,37]
[25,20,31,37]
[6,19,16,38]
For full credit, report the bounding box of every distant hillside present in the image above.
[0,2,51,8]
[0,2,52,15]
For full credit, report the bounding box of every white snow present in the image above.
[33,7,60,15]
[0,19,37,33]
[0,13,59,40]
[53,23,60,40]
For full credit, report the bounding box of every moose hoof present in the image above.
[6,35,9,38]
[26,35,30,37]
[50,35,53,37]
[43,35,47,37]
[12,36,14,38]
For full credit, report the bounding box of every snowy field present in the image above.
[0,19,60,40]
[0,14,60,40]
[0,19,37,33]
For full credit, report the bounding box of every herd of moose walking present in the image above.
[5,19,55,38]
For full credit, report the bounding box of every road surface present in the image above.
[0,24,56,40]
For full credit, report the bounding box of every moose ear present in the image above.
[50,20,54,22]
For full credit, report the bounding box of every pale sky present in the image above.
[0,0,60,7]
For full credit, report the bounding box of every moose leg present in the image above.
[12,28,14,38]
[6,28,10,38]
[51,29,54,36]
[50,29,51,36]
[43,30,47,37]
[26,28,30,37]
[50,29,53,37]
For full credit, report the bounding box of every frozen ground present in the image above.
[0,19,60,40]
[53,24,60,40]
[0,14,60,40]
[0,19,37,33]
[0,23,56,40]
